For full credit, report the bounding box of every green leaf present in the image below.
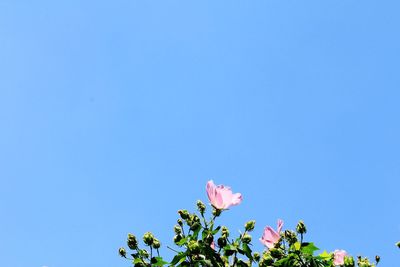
[318,250,331,260]
[176,237,188,246]
[211,226,221,235]
[151,256,168,266]
[170,252,187,265]
[241,243,253,261]
[133,258,143,264]
[223,244,237,251]
[301,242,319,255]
[274,256,297,267]
[192,227,201,240]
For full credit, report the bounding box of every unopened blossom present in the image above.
[206,180,242,210]
[333,249,347,265]
[260,219,284,249]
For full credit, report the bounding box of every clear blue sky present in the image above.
[0,1,399,266]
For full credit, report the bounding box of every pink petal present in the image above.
[206,180,217,205]
[214,189,224,209]
[261,226,280,247]
[231,193,243,206]
[277,219,284,233]
[260,237,275,249]
[205,180,242,210]
[333,250,347,265]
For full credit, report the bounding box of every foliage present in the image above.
[118,181,395,267]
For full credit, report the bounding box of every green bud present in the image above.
[224,248,235,256]
[242,233,252,243]
[140,249,149,258]
[396,241,400,249]
[344,256,355,267]
[188,240,201,254]
[178,210,190,220]
[217,237,227,248]
[284,230,298,245]
[221,226,230,238]
[174,225,182,234]
[192,214,200,223]
[152,238,161,249]
[196,200,206,214]
[134,262,145,267]
[296,220,307,234]
[258,258,267,267]
[261,253,274,265]
[118,247,126,258]
[375,255,380,264]
[177,219,183,226]
[173,234,183,244]
[190,222,201,231]
[143,232,154,246]
[356,256,372,267]
[205,234,214,245]
[269,248,283,259]
[212,208,222,217]
[127,233,138,250]
[244,220,256,232]
[253,252,261,262]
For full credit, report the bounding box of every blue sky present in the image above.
[1,1,399,266]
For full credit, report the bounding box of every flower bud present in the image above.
[134,262,145,267]
[143,232,154,246]
[396,241,400,249]
[190,222,201,231]
[178,210,190,220]
[140,249,149,258]
[284,230,298,245]
[152,238,161,249]
[174,225,182,235]
[261,253,274,265]
[205,234,214,245]
[188,240,201,254]
[192,214,201,223]
[173,234,183,244]
[224,248,235,256]
[244,220,256,232]
[127,233,138,250]
[269,248,283,259]
[253,252,260,262]
[118,247,126,257]
[196,200,206,214]
[221,226,230,238]
[375,255,380,263]
[212,208,222,217]
[344,256,355,267]
[177,219,183,226]
[217,237,227,248]
[242,233,252,243]
[296,220,307,234]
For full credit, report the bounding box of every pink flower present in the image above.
[260,219,284,249]
[210,241,215,250]
[333,250,347,266]
[206,180,242,210]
